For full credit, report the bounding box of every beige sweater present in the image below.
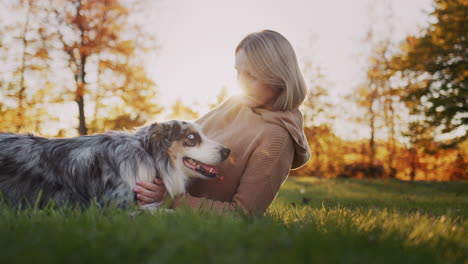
[171,95,310,213]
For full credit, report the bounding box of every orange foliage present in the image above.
[294,124,467,182]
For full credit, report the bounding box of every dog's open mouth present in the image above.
[183,157,219,178]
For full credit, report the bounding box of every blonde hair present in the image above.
[236,30,307,111]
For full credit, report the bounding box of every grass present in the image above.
[0,177,466,264]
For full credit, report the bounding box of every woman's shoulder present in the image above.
[259,121,290,137]
[255,108,307,144]
[255,123,293,152]
[214,95,247,109]
[203,95,248,117]
[195,96,239,124]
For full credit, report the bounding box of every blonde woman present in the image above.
[134,30,311,214]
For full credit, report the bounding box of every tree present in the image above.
[351,81,381,168]
[0,0,160,135]
[449,153,467,181]
[390,0,467,145]
[368,39,408,178]
[349,0,406,177]
[50,0,158,135]
[168,99,199,121]
[53,0,128,135]
[296,125,346,178]
[300,62,334,128]
[88,55,162,134]
[0,0,57,133]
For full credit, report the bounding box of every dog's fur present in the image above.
[0,120,230,209]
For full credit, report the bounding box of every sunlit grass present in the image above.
[0,177,466,264]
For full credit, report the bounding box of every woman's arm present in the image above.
[171,131,294,214]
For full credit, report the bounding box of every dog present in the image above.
[0,120,230,209]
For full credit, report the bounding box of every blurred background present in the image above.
[0,0,466,181]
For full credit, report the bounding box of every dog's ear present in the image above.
[146,122,167,143]
[150,121,183,142]
[136,122,166,153]
[142,121,184,154]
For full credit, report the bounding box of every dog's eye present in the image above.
[187,133,195,140]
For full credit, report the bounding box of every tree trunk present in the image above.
[409,148,417,181]
[384,96,397,178]
[76,54,87,135]
[76,95,86,135]
[388,99,396,177]
[17,0,32,132]
[369,92,376,168]
[76,0,87,136]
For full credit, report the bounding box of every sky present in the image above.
[0,0,435,139]
[145,0,432,104]
[137,0,433,139]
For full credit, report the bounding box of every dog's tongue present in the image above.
[200,163,218,174]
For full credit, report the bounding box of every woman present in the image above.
[134,30,310,214]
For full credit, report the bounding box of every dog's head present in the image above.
[138,120,230,180]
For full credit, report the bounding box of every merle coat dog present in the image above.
[0,120,230,209]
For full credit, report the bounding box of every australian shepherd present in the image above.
[0,120,230,209]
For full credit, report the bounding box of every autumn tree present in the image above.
[350,35,388,170]
[88,46,162,133]
[296,125,346,178]
[350,82,381,168]
[300,60,334,128]
[50,0,123,135]
[0,0,161,135]
[367,39,408,177]
[88,1,162,133]
[0,0,57,133]
[347,0,404,177]
[296,55,339,177]
[168,99,199,121]
[390,0,467,145]
[49,0,159,135]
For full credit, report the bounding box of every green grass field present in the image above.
[0,177,466,264]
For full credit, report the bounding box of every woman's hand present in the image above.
[133,178,166,204]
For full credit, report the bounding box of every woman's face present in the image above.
[235,49,279,108]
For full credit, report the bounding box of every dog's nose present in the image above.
[220,148,231,160]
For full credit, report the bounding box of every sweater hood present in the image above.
[240,95,311,169]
